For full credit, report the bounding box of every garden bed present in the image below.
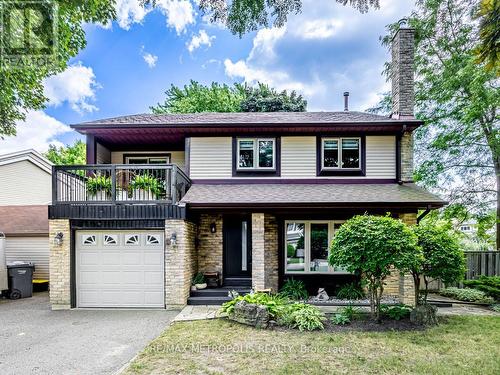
[308,295,399,306]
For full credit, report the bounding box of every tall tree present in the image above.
[44,140,86,165]
[151,80,307,113]
[377,0,499,248]
[0,1,115,138]
[474,0,500,73]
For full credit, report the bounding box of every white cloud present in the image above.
[296,19,344,40]
[157,0,195,34]
[141,46,158,68]
[0,111,70,154]
[248,27,286,62]
[115,0,150,30]
[187,29,215,52]
[43,64,100,113]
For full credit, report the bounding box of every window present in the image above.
[460,226,471,232]
[237,138,275,170]
[146,234,160,245]
[104,234,118,245]
[321,137,361,170]
[125,155,170,164]
[82,235,96,246]
[285,221,348,274]
[125,234,140,245]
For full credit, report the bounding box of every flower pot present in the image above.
[116,189,129,201]
[88,190,109,201]
[195,283,207,290]
[191,285,197,292]
[133,189,156,201]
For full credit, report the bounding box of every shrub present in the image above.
[463,276,500,301]
[331,313,351,325]
[338,305,362,321]
[86,175,112,194]
[491,304,500,312]
[336,282,365,300]
[279,303,325,331]
[329,214,421,321]
[220,292,287,318]
[380,304,412,320]
[192,272,205,285]
[440,287,495,304]
[280,278,308,300]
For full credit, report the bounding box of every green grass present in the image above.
[125,316,500,375]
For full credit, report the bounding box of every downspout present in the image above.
[417,205,432,225]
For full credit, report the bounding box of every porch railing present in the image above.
[52,164,191,205]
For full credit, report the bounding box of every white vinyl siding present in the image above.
[111,151,186,171]
[189,137,232,179]
[0,161,51,205]
[5,236,49,280]
[281,136,316,178]
[365,136,396,178]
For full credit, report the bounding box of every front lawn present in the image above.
[125,316,500,374]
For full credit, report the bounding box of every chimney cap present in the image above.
[343,91,349,96]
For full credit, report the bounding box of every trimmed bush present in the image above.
[440,287,494,304]
[463,276,500,301]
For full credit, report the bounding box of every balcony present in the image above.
[52,164,191,205]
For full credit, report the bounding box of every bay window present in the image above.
[237,138,276,170]
[285,220,348,274]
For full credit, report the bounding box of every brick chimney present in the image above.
[391,28,415,119]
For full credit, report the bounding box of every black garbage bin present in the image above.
[7,262,35,299]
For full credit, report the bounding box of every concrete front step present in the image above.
[190,288,251,297]
[223,277,252,287]
[187,296,232,305]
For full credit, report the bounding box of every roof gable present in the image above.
[0,149,53,174]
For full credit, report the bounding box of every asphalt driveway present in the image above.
[0,292,178,374]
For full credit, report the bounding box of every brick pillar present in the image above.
[165,220,197,308]
[400,212,417,306]
[49,219,71,310]
[401,132,414,182]
[197,214,223,277]
[264,214,279,292]
[251,213,265,291]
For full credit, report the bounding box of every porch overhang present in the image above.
[181,183,447,211]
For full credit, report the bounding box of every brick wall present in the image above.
[251,213,265,290]
[197,214,223,277]
[401,132,414,182]
[264,214,279,292]
[165,220,197,308]
[49,219,71,309]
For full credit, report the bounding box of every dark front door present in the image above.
[223,215,252,278]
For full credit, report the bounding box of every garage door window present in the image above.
[104,234,118,245]
[146,234,160,245]
[125,234,140,245]
[82,235,96,246]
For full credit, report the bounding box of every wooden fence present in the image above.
[424,251,500,291]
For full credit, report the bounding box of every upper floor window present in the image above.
[321,137,361,170]
[237,138,276,170]
[125,155,170,164]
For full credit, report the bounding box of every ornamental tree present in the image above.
[329,215,421,322]
[411,223,466,305]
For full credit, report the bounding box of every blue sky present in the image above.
[1,0,415,153]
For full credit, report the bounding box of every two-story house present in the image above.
[48,28,445,310]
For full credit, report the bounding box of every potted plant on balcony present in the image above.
[129,174,160,201]
[86,175,112,201]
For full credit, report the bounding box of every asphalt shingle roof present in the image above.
[74,111,420,127]
[181,183,445,208]
[0,206,48,235]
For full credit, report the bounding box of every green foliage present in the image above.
[192,272,205,285]
[491,304,500,312]
[280,278,308,300]
[331,313,351,326]
[336,282,365,300]
[329,214,421,321]
[44,140,86,165]
[151,81,307,114]
[463,276,500,301]
[380,304,412,320]
[240,83,306,112]
[86,175,112,195]
[129,174,161,195]
[279,303,325,331]
[380,0,500,249]
[1,1,115,137]
[411,223,466,304]
[440,287,495,304]
[287,244,296,257]
[338,305,362,321]
[474,0,500,73]
[220,292,287,318]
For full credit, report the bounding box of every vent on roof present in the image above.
[343,92,349,111]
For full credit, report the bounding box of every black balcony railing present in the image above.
[52,164,191,205]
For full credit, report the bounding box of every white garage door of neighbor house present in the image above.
[76,231,164,308]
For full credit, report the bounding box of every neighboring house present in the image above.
[48,28,446,310]
[0,150,52,281]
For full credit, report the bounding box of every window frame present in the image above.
[317,136,366,176]
[284,220,350,275]
[232,136,281,177]
[123,153,171,164]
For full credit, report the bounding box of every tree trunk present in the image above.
[497,172,500,250]
[413,272,421,306]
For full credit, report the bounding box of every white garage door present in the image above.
[76,230,164,308]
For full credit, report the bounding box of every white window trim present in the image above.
[125,234,140,245]
[321,137,361,171]
[237,138,276,170]
[284,220,350,275]
[81,235,97,246]
[125,155,170,164]
[103,234,119,246]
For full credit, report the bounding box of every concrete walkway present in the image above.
[173,305,222,322]
[0,292,178,375]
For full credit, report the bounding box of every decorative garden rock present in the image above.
[410,304,438,326]
[228,300,270,329]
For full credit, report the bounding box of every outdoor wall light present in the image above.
[54,232,64,246]
[168,232,177,247]
[210,223,217,234]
